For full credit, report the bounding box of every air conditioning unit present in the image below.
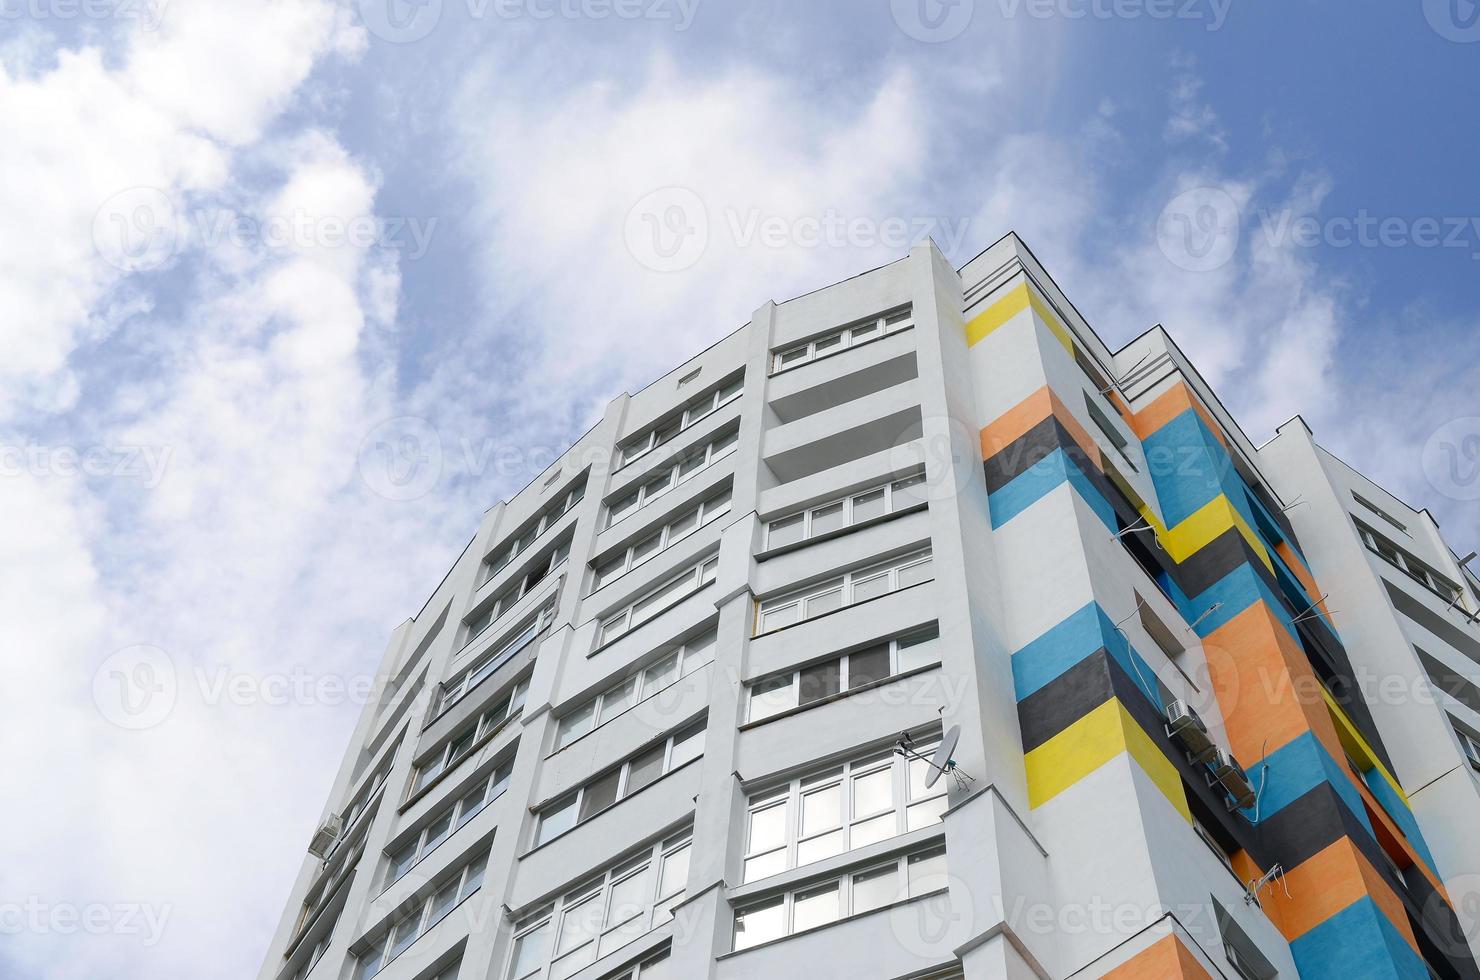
[307,813,343,859]
[1207,748,1256,811]
[1165,701,1216,762]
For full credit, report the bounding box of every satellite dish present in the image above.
[925,725,961,788]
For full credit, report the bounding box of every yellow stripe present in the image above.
[1026,699,1191,821]
[1323,687,1408,806]
[965,281,1075,354]
[1160,495,1274,575]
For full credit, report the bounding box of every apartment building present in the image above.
[259,233,1480,980]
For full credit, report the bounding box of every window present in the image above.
[598,557,719,646]
[747,627,941,723]
[508,831,692,980]
[732,844,946,951]
[770,307,914,374]
[412,680,528,794]
[1352,492,1409,535]
[756,550,933,635]
[557,630,717,749]
[536,719,707,845]
[741,741,947,882]
[764,475,928,550]
[387,762,512,887]
[1134,593,1184,662]
[601,948,671,980]
[1459,729,1480,773]
[606,429,740,530]
[1356,521,1464,605]
[357,852,489,978]
[334,748,397,850]
[617,375,744,468]
[486,479,588,580]
[592,491,732,592]
[467,539,571,645]
[1083,392,1137,471]
[440,605,554,714]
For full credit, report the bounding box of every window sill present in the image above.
[769,323,915,378]
[727,824,946,902]
[520,755,704,859]
[755,499,927,561]
[401,713,520,813]
[738,661,942,730]
[752,576,935,640]
[548,660,714,760]
[718,886,947,960]
[585,577,718,658]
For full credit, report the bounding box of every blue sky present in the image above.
[2,2,1478,977]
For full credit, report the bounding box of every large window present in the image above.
[765,475,927,551]
[771,307,913,374]
[357,851,489,978]
[732,846,946,951]
[388,761,513,887]
[467,540,571,643]
[536,720,706,846]
[741,743,948,883]
[593,490,732,592]
[598,557,718,646]
[1355,520,1464,605]
[617,375,743,468]
[747,626,941,723]
[508,830,692,980]
[756,550,933,635]
[605,429,740,530]
[412,680,527,795]
[440,604,553,714]
[557,629,717,750]
[485,479,587,581]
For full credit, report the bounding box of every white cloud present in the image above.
[0,0,363,421]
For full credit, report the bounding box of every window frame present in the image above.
[556,629,718,750]
[485,479,588,580]
[617,375,744,469]
[440,604,554,714]
[740,740,948,883]
[357,851,490,979]
[769,307,914,375]
[605,428,741,531]
[535,720,707,846]
[386,761,513,889]
[411,680,528,795]
[466,539,572,646]
[731,844,947,951]
[755,550,933,636]
[592,490,732,593]
[597,556,720,647]
[764,474,927,551]
[507,830,693,980]
[746,626,942,723]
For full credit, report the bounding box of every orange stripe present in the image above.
[979,385,1101,468]
[1101,933,1213,980]
[1130,381,1226,446]
[1201,602,1346,765]
[1264,838,1419,955]
[1274,541,1331,619]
